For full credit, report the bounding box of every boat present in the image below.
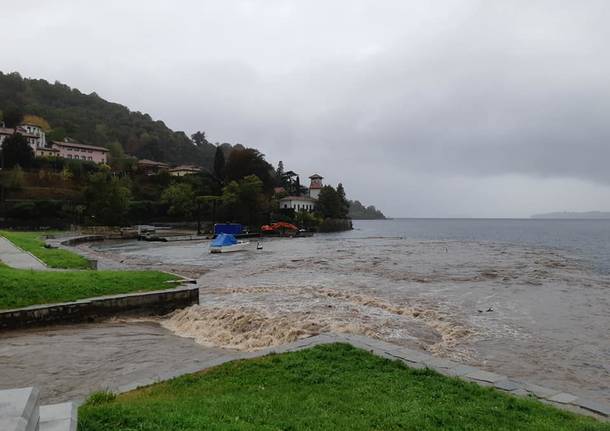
[209,233,250,253]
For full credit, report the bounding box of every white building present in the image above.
[0,124,46,152]
[308,174,323,199]
[168,165,201,177]
[278,195,317,212]
[19,124,47,149]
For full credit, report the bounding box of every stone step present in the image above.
[0,386,41,431]
[39,402,77,431]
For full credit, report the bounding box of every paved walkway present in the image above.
[0,321,230,404]
[0,237,46,270]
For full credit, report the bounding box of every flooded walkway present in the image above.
[0,236,46,270]
[0,321,230,404]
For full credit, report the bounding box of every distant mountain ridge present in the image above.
[0,71,221,169]
[531,211,610,219]
[348,200,386,219]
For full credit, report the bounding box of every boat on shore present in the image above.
[209,233,250,253]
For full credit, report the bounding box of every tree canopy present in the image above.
[213,145,226,183]
[1,133,34,169]
[84,172,132,225]
[317,185,349,219]
[1,105,23,128]
[224,148,274,193]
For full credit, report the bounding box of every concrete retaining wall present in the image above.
[0,286,199,331]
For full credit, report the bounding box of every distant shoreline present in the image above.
[531,211,610,220]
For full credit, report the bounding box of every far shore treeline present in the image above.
[0,71,384,231]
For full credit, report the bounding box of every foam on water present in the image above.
[88,221,610,402]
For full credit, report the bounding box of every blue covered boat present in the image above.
[209,233,250,253]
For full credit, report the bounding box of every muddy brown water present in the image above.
[0,322,229,404]
[1,220,609,404]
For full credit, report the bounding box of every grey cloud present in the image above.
[2,0,610,216]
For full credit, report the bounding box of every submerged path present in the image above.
[0,236,46,270]
[0,321,231,404]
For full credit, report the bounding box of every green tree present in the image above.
[161,183,196,219]
[317,185,344,219]
[108,141,133,173]
[2,106,23,128]
[221,175,265,226]
[84,172,132,225]
[275,161,285,186]
[191,131,209,147]
[46,127,67,142]
[1,133,34,169]
[224,148,274,192]
[213,145,226,183]
[336,183,349,218]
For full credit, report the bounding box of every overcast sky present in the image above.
[3,0,610,217]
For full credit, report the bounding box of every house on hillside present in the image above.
[48,140,109,163]
[0,123,110,164]
[169,165,201,176]
[19,123,47,149]
[278,195,317,212]
[0,125,45,151]
[278,173,324,212]
[137,159,170,175]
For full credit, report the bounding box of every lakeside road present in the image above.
[0,236,47,270]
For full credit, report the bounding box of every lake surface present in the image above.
[86,218,610,403]
[346,219,610,275]
[2,219,608,404]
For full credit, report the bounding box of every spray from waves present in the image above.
[161,285,475,359]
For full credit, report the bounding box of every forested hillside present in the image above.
[0,71,217,168]
[348,200,386,219]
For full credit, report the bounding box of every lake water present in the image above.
[347,219,610,275]
[2,219,608,404]
[84,218,610,403]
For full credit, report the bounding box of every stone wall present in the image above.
[0,286,199,331]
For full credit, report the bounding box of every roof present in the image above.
[273,187,286,194]
[138,159,169,167]
[169,165,201,172]
[38,147,59,152]
[279,195,316,202]
[309,174,323,179]
[0,128,38,138]
[51,141,109,152]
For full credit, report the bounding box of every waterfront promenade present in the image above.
[0,236,46,270]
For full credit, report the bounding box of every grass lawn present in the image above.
[0,230,90,269]
[79,344,610,431]
[0,264,178,309]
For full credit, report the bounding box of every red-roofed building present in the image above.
[137,159,170,175]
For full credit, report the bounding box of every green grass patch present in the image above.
[0,265,177,309]
[0,230,90,269]
[78,343,610,431]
